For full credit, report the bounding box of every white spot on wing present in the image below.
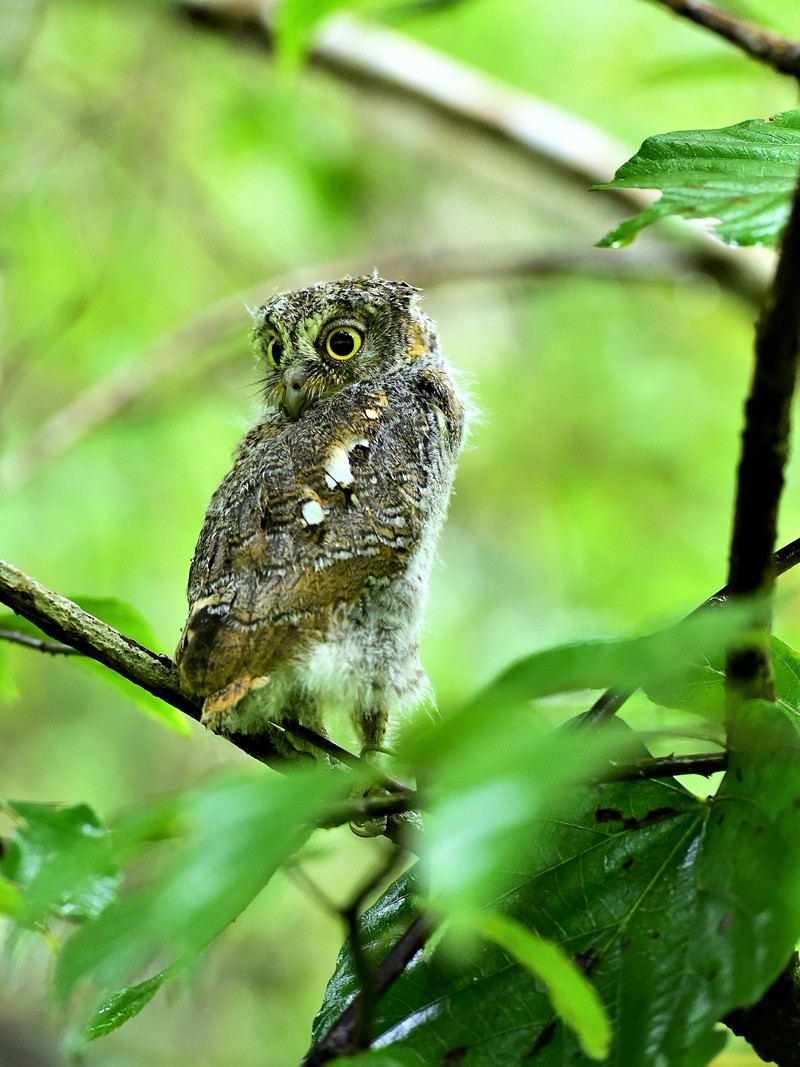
[324,444,353,489]
[301,499,325,525]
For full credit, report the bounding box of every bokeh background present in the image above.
[3,1,800,1063]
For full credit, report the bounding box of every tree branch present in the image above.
[339,849,408,1052]
[0,559,384,782]
[0,558,419,817]
[3,244,753,494]
[583,533,800,726]
[724,952,800,1065]
[301,912,437,1066]
[647,0,800,78]
[602,751,727,782]
[0,559,198,717]
[178,0,766,294]
[725,168,800,707]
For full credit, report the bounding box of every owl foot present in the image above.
[349,784,389,838]
[200,677,257,728]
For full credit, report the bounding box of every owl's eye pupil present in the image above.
[324,325,363,361]
[269,340,284,366]
[329,331,356,357]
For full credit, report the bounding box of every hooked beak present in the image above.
[282,366,311,420]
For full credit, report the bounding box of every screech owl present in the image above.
[175,274,467,762]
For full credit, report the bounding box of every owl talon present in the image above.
[200,679,254,727]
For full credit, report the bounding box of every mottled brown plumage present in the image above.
[175,275,466,759]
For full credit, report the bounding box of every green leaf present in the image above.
[311,867,422,1047]
[437,599,762,725]
[59,598,190,734]
[459,911,611,1061]
[645,634,800,718]
[414,719,630,910]
[77,661,189,735]
[56,767,349,1010]
[772,636,800,714]
[397,604,760,912]
[0,876,23,917]
[0,598,189,735]
[70,598,161,650]
[81,970,169,1042]
[596,109,800,248]
[0,801,118,925]
[0,597,158,650]
[316,707,800,1065]
[329,1052,419,1066]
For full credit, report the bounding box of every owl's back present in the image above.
[176,356,465,708]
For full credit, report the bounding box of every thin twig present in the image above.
[647,0,800,78]
[301,912,437,1066]
[583,533,800,726]
[319,791,418,829]
[725,169,800,708]
[284,863,341,919]
[0,629,79,656]
[602,751,727,782]
[340,849,408,1052]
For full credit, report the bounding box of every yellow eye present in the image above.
[324,326,363,361]
[266,338,285,367]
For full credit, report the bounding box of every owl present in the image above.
[175,275,467,763]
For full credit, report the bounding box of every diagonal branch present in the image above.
[178,0,767,295]
[0,558,198,717]
[647,0,800,78]
[0,559,368,776]
[0,559,417,814]
[301,912,437,1066]
[583,533,800,725]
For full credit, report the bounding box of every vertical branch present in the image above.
[725,167,800,708]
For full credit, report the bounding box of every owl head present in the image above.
[252,275,439,420]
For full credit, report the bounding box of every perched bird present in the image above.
[175,275,467,761]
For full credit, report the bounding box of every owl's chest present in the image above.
[233,561,429,734]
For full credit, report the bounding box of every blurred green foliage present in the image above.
[319,703,800,1066]
[4,0,800,1064]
